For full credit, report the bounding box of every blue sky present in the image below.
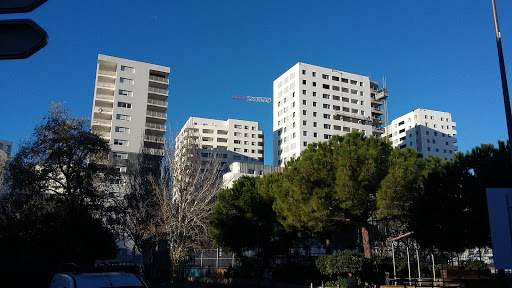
[1,0,511,165]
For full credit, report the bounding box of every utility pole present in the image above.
[491,0,512,161]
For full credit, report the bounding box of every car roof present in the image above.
[61,272,145,288]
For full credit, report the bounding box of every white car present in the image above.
[49,272,148,288]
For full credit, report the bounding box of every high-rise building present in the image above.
[0,139,12,157]
[273,62,388,166]
[384,108,458,160]
[177,117,264,169]
[90,54,170,172]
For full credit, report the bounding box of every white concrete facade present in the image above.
[384,108,458,160]
[90,54,170,170]
[222,162,280,188]
[0,139,12,157]
[178,117,264,167]
[273,62,387,166]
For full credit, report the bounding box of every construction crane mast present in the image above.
[375,77,389,127]
[232,95,273,104]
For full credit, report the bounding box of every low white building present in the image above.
[385,108,458,160]
[222,162,281,188]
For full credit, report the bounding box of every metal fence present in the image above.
[187,249,239,269]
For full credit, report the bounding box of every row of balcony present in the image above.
[96,94,114,101]
[98,69,116,76]
[143,147,165,156]
[146,123,166,131]
[92,118,112,126]
[148,86,168,95]
[149,75,169,83]
[93,107,113,114]
[147,110,167,119]
[144,135,165,143]
[148,98,168,107]
[97,82,115,89]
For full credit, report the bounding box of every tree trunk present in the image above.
[361,224,371,259]
[325,238,331,255]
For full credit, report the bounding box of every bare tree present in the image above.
[122,126,225,281]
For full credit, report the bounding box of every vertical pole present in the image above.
[232,253,235,267]
[392,241,397,285]
[432,253,436,285]
[416,245,421,281]
[491,0,512,161]
[407,246,412,286]
[216,248,219,269]
[200,250,203,268]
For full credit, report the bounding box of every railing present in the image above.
[373,126,384,132]
[371,97,383,105]
[97,82,115,89]
[94,107,113,113]
[147,98,168,107]
[96,94,114,101]
[146,110,167,118]
[144,135,165,143]
[148,86,169,95]
[145,123,166,131]
[92,118,111,125]
[143,147,164,156]
[149,75,169,83]
[98,70,116,76]
[372,107,383,113]
[334,109,369,121]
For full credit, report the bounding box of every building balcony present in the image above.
[143,147,164,156]
[371,97,383,105]
[95,94,114,102]
[149,75,169,84]
[147,98,168,108]
[372,126,385,133]
[371,107,384,114]
[98,69,116,77]
[146,110,167,120]
[97,82,115,89]
[334,109,370,121]
[148,87,169,96]
[145,122,166,132]
[91,118,112,126]
[93,106,113,114]
[373,117,385,124]
[144,135,165,144]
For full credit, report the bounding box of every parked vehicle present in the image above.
[49,272,148,288]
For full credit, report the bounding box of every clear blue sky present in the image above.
[1,0,512,165]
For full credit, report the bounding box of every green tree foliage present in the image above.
[410,141,512,251]
[316,250,365,277]
[209,175,284,258]
[0,103,118,286]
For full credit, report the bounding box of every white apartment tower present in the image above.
[385,108,458,160]
[90,54,170,170]
[178,117,264,169]
[273,62,388,166]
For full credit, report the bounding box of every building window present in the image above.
[313,102,317,107]
[324,134,331,139]
[302,90,306,95]
[116,114,131,121]
[303,131,307,136]
[323,114,330,119]
[119,89,133,97]
[313,92,317,96]
[115,126,130,133]
[302,70,306,75]
[313,112,317,117]
[303,110,306,115]
[115,166,127,173]
[323,104,330,109]
[323,94,330,99]
[427,147,431,151]
[323,84,330,89]
[313,132,317,138]
[313,82,317,87]
[446,142,449,145]
[234,124,242,128]
[118,102,132,108]
[303,80,307,85]
[322,74,329,79]
[303,141,307,147]
[312,72,316,77]
[234,132,241,136]
[120,65,135,72]
[324,124,331,129]
[303,120,307,125]
[114,139,128,146]
[120,77,134,84]
[113,152,128,159]
[313,122,317,127]
[303,100,307,105]
[234,140,241,144]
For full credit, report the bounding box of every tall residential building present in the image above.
[222,162,281,188]
[177,117,264,170]
[0,139,12,157]
[384,108,458,160]
[90,54,170,172]
[273,62,388,166]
